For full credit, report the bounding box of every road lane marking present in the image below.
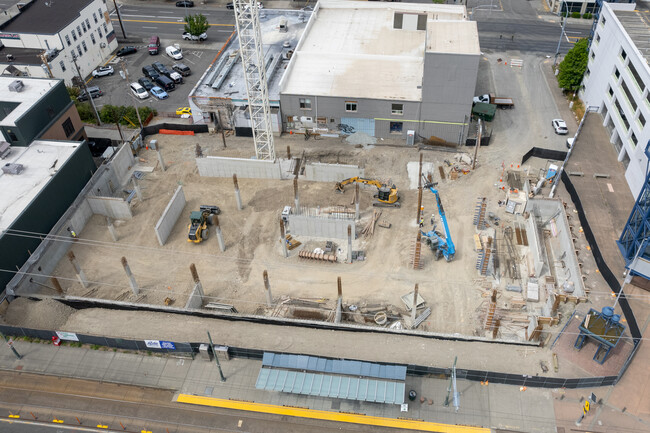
[111,18,234,27]
[142,26,158,29]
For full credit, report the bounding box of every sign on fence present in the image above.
[144,339,176,350]
[56,331,79,341]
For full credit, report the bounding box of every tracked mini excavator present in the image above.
[187,205,220,243]
[335,177,400,207]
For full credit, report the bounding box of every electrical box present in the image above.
[198,343,212,361]
[406,130,415,146]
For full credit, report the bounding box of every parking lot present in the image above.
[85,39,228,114]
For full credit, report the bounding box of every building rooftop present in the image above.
[190,10,310,105]
[0,76,62,127]
[0,0,93,35]
[0,46,45,67]
[280,0,477,101]
[0,140,79,229]
[614,9,650,64]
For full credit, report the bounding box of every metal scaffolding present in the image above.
[233,0,276,161]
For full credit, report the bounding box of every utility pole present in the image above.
[112,0,127,39]
[1,332,22,360]
[554,2,568,67]
[39,53,53,78]
[206,331,226,382]
[71,54,101,126]
[120,60,143,129]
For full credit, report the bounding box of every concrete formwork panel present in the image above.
[288,214,355,239]
[185,283,203,309]
[87,197,133,220]
[196,156,282,179]
[304,163,364,182]
[526,213,545,277]
[154,186,186,246]
[111,143,136,185]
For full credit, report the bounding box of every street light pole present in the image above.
[554,1,568,67]
[112,0,128,39]
[206,331,226,382]
[1,332,22,360]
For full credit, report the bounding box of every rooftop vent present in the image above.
[8,80,24,92]
[2,162,24,175]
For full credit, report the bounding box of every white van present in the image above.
[130,82,149,99]
[166,45,183,60]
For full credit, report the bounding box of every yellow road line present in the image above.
[111,18,234,27]
[176,394,489,433]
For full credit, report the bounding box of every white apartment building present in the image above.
[0,0,117,85]
[581,2,650,197]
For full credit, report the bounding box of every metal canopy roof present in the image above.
[262,352,407,381]
[256,352,407,405]
[256,368,406,404]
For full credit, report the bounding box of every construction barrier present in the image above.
[159,129,194,136]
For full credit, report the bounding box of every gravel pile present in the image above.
[3,297,76,330]
[345,132,377,146]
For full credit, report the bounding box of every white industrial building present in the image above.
[581,2,650,196]
[0,0,117,85]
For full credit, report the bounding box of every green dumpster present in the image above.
[472,102,497,122]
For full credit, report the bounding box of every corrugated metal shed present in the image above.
[256,352,406,404]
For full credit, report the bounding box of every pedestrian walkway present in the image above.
[0,340,557,432]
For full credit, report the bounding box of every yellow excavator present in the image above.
[335,177,400,207]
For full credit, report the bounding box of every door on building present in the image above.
[340,117,375,136]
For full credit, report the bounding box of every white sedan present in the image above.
[92,66,114,77]
[552,119,568,135]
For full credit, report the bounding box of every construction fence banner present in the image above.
[521,147,568,165]
[141,123,209,140]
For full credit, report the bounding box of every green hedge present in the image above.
[571,11,581,19]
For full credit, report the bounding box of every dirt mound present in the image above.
[3,297,76,330]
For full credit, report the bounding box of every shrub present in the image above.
[583,12,592,19]
[571,12,581,19]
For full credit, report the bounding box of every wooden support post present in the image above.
[233,174,243,210]
[51,277,63,294]
[335,277,342,324]
[67,251,88,288]
[411,283,419,325]
[263,270,273,307]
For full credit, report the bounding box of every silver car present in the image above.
[92,65,114,77]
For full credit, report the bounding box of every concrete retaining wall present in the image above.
[196,156,282,179]
[155,186,186,246]
[88,197,133,220]
[288,214,355,239]
[526,212,545,277]
[112,143,136,185]
[304,163,364,182]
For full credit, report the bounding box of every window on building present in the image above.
[620,80,638,112]
[90,34,96,44]
[628,62,643,91]
[71,30,77,41]
[601,16,606,26]
[620,49,627,61]
[585,67,590,78]
[345,101,357,112]
[639,112,646,128]
[590,51,595,61]
[98,27,102,38]
[65,35,71,46]
[7,130,17,142]
[631,132,638,147]
[93,12,98,23]
[77,45,83,57]
[98,8,102,18]
[595,33,600,44]
[81,22,87,33]
[614,67,620,80]
[614,98,630,130]
[86,19,91,29]
[608,86,614,98]
[82,41,87,52]
[391,104,403,115]
[647,92,650,108]
[103,23,108,33]
[299,98,311,110]
[77,25,82,35]
[62,117,75,138]
[390,122,403,133]
[59,60,66,71]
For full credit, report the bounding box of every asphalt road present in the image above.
[0,372,401,433]
[110,3,235,40]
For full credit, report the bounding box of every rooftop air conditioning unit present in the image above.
[2,163,24,175]
[8,80,24,92]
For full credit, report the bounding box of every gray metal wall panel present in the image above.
[154,186,186,246]
[196,156,282,179]
[111,143,136,186]
[304,163,364,182]
[87,197,133,220]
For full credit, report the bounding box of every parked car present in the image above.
[226,2,234,9]
[92,66,114,77]
[166,45,183,60]
[130,82,149,100]
[142,65,160,81]
[138,77,154,90]
[552,119,568,135]
[116,46,137,57]
[169,71,183,84]
[152,61,173,77]
[176,0,194,6]
[148,35,160,55]
[182,31,207,41]
[77,86,102,101]
[176,107,192,115]
[155,75,175,92]
[150,86,169,100]
[172,63,191,76]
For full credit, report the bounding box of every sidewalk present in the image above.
[0,340,557,432]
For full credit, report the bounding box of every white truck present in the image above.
[473,93,514,109]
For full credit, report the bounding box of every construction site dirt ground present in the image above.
[18,54,614,342]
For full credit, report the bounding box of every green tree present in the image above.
[75,102,96,123]
[184,13,209,37]
[67,86,80,100]
[431,0,446,3]
[558,38,589,92]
